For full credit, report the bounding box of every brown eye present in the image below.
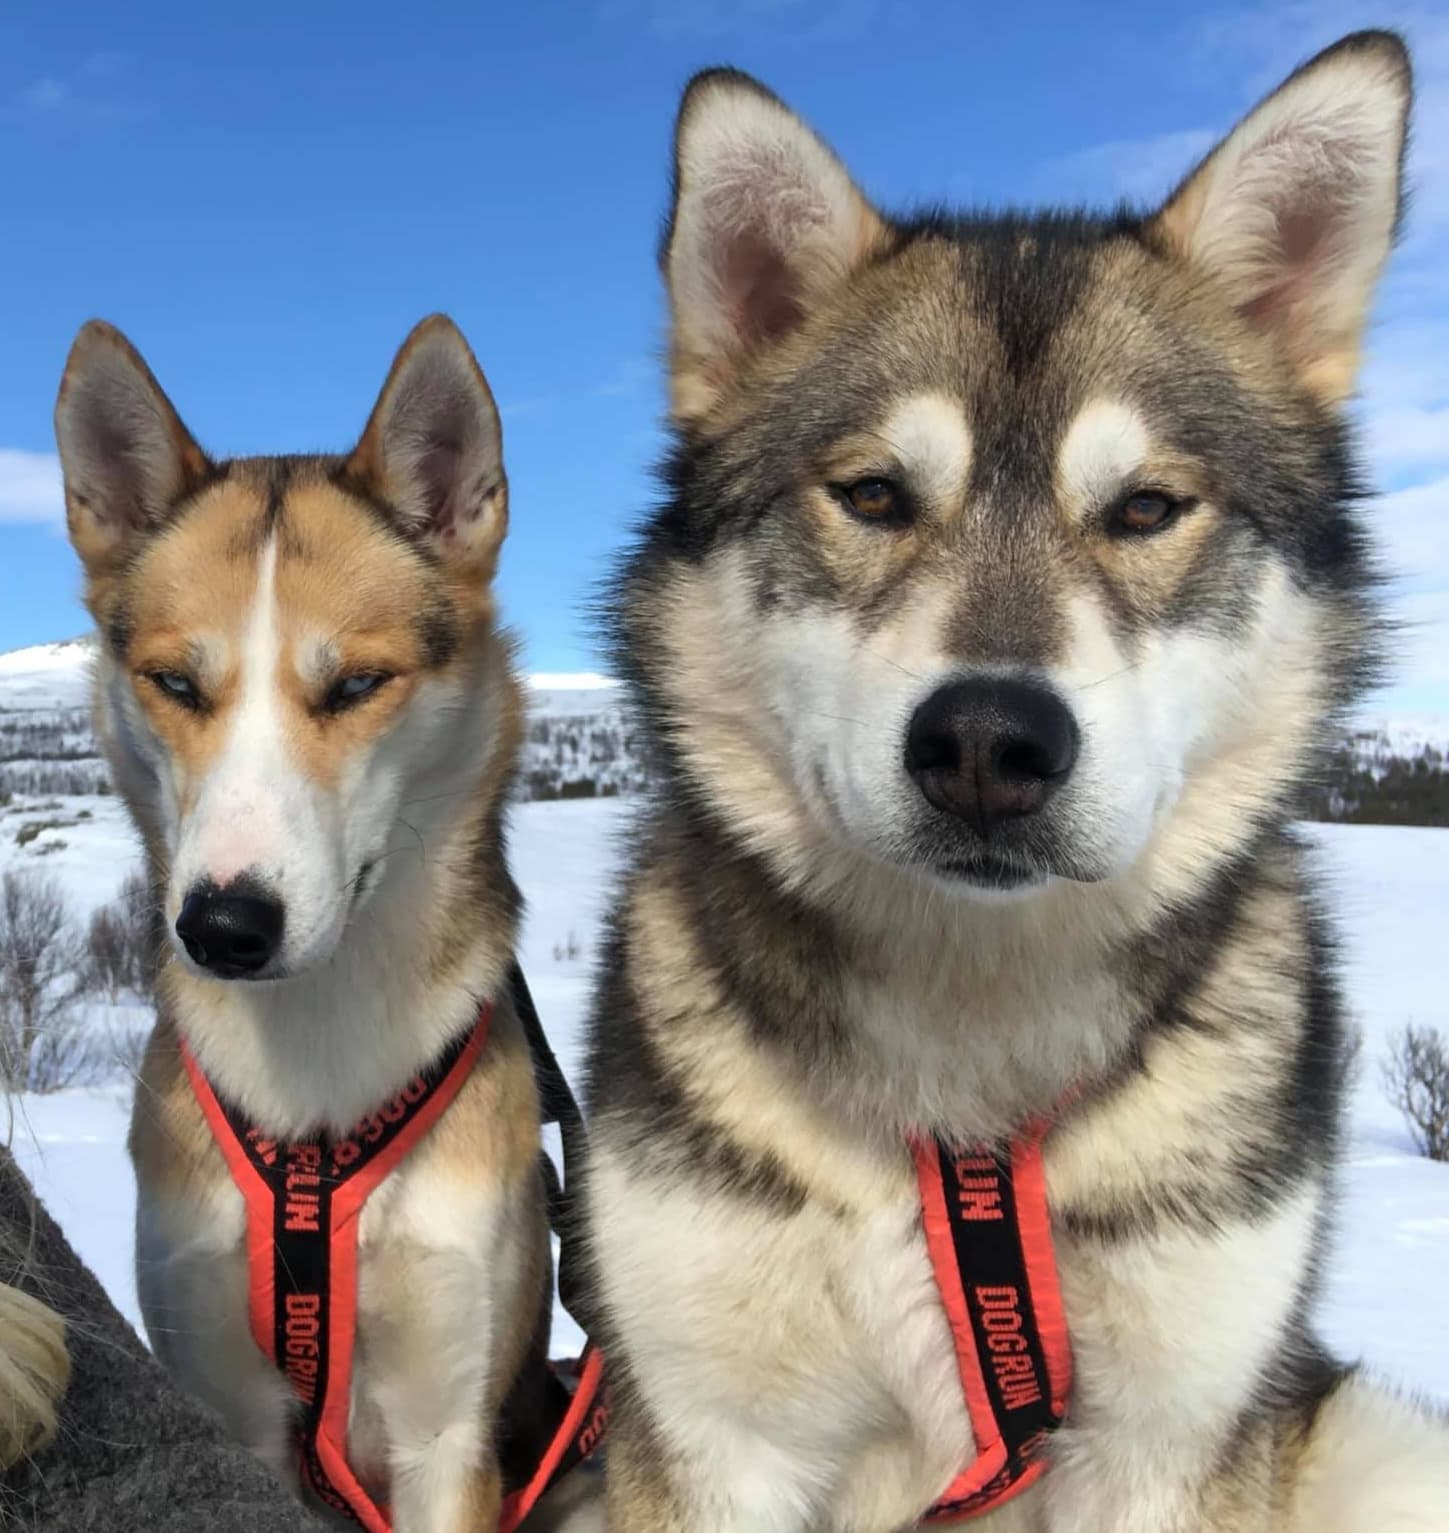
[1113,491,1179,534]
[837,478,904,523]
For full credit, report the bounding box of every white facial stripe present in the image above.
[880,393,972,509]
[194,536,291,888]
[1057,399,1150,511]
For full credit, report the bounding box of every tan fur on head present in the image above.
[665,70,888,424]
[1153,31,1411,405]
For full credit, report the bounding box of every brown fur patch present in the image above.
[128,1015,229,1203]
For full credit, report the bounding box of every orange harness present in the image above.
[914,1124,1072,1520]
[182,998,607,1532]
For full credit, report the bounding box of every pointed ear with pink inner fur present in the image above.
[663,69,889,424]
[345,315,508,579]
[54,321,211,576]
[1152,30,1411,406]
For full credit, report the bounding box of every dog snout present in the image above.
[906,677,1079,832]
[175,877,286,979]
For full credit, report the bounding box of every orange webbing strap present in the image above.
[913,1127,1072,1522]
[500,1346,608,1532]
[183,1010,491,1529]
[184,993,609,1531]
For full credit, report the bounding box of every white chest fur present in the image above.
[590,1136,978,1531]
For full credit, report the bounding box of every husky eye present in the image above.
[324,672,392,714]
[1111,491,1182,535]
[834,478,907,524]
[147,671,203,711]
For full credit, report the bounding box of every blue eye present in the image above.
[324,673,392,713]
[148,671,202,709]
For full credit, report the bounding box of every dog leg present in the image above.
[382,1420,500,1533]
[520,1465,606,1533]
[137,1208,299,1490]
[603,1419,695,1533]
[1284,1370,1449,1531]
[1042,1192,1321,1533]
[361,1239,508,1533]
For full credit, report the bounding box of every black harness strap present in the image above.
[508,963,590,1318]
[915,1133,1072,1521]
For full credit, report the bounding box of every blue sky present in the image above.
[2,0,1446,714]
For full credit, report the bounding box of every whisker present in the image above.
[1080,660,1143,691]
[804,711,870,729]
[860,645,927,684]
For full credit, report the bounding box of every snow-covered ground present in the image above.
[6,793,1449,1402]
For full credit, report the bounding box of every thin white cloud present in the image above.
[1391,592,1449,692]
[1376,478,1449,593]
[1039,128,1216,204]
[1362,406,1449,483]
[0,450,64,528]
[19,77,72,113]
[591,356,654,400]
[11,52,148,123]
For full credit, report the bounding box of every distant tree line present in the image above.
[1300,742,1449,828]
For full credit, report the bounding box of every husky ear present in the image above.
[54,321,211,574]
[664,69,888,424]
[1152,30,1411,406]
[345,315,507,577]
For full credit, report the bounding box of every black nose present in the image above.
[906,677,1078,832]
[175,883,285,977]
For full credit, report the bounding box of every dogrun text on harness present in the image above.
[913,1123,1072,1520]
[180,967,607,1532]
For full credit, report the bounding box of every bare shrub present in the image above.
[1382,1024,1449,1162]
[84,871,158,1004]
[101,1015,150,1081]
[0,872,90,1092]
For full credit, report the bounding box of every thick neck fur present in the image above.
[123,647,523,1141]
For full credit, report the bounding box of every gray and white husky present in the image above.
[583,30,1449,1533]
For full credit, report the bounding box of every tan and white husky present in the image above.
[583,30,1449,1533]
[55,316,597,1532]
